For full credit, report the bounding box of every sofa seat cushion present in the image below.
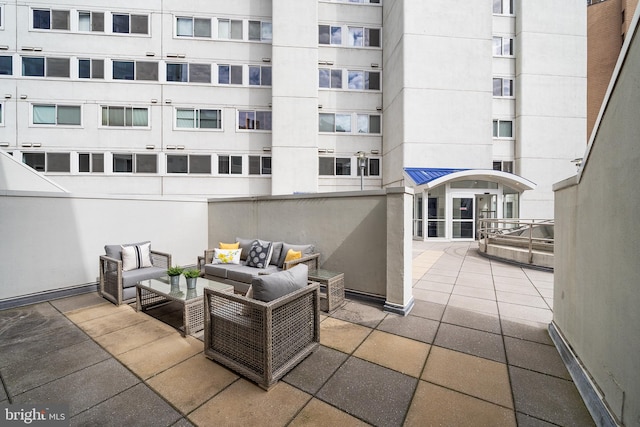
[227,265,280,284]
[204,263,244,279]
[121,266,167,288]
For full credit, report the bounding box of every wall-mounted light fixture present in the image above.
[267,103,272,108]
[263,147,271,152]
[371,63,379,68]
[326,61,334,66]
[371,149,380,155]
[318,149,327,153]
[4,94,11,99]
[0,45,9,50]
[165,99,172,104]
[33,47,42,52]
[20,95,27,100]
[145,145,155,150]
[151,99,157,104]
[177,145,185,150]
[376,106,382,111]
[21,143,32,147]
[318,104,323,109]
[0,143,10,147]
[145,52,155,57]
[166,145,176,150]
[32,143,42,148]
[262,58,271,63]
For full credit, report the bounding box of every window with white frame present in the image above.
[112,13,149,34]
[167,154,212,174]
[113,153,156,173]
[493,160,513,173]
[33,9,70,30]
[218,18,242,39]
[493,77,513,97]
[493,36,514,56]
[176,108,221,129]
[249,156,272,175]
[347,70,380,90]
[249,65,271,86]
[218,65,242,84]
[218,155,242,174]
[318,25,342,45]
[493,0,514,15]
[32,104,81,126]
[176,16,211,38]
[78,11,104,32]
[248,20,272,41]
[238,110,271,130]
[167,63,211,83]
[79,153,104,172]
[22,57,70,77]
[0,103,3,125]
[79,59,104,79]
[0,56,12,75]
[112,60,158,81]
[319,157,351,176]
[319,68,342,88]
[493,119,513,138]
[347,26,381,47]
[101,106,149,127]
[23,152,70,172]
[357,114,381,133]
[319,113,351,133]
[357,158,380,176]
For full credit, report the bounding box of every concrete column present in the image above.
[384,187,415,315]
[270,0,319,195]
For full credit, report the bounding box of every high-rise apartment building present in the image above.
[0,0,586,240]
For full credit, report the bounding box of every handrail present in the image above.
[478,218,554,264]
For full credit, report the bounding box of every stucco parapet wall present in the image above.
[0,190,207,203]
[552,175,579,192]
[207,187,414,203]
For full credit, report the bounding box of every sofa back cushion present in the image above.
[251,264,308,302]
[277,243,315,268]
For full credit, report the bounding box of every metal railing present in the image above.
[478,218,554,264]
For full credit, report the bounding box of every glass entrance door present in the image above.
[452,197,474,239]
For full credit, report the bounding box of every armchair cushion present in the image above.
[121,243,152,271]
[104,241,151,262]
[251,264,308,302]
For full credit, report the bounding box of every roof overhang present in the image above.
[404,168,536,192]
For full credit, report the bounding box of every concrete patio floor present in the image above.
[0,242,594,426]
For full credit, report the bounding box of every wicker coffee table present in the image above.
[136,275,234,337]
[308,269,345,312]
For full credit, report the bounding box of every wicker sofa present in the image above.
[99,241,171,305]
[198,238,320,294]
[203,264,320,390]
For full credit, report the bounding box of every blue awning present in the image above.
[404,167,536,191]
[404,168,470,186]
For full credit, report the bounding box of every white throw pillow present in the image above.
[121,243,152,271]
[212,248,242,265]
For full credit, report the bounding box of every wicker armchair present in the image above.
[99,248,171,306]
[203,282,320,390]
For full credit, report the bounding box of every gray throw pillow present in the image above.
[277,243,315,267]
[270,241,284,266]
[235,237,255,261]
[251,264,308,302]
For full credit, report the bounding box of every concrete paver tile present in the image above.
[289,398,370,427]
[354,330,430,377]
[320,317,371,354]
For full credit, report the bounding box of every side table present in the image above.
[308,269,345,312]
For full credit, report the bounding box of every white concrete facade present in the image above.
[0,1,585,222]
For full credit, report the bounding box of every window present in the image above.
[113,61,158,81]
[167,154,211,174]
[113,153,156,173]
[112,13,148,34]
[78,11,104,32]
[167,63,211,83]
[218,155,242,174]
[319,25,342,45]
[493,161,513,173]
[33,104,81,125]
[218,19,242,40]
[101,106,149,127]
[493,0,514,15]
[493,77,513,97]
[249,156,272,175]
[493,120,513,138]
[176,17,211,37]
[319,68,342,88]
[319,113,352,133]
[238,110,271,130]
[357,158,380,176]
[79,153,104,172]
[336,158,351,175]
[347,27,380,47]
[319,157,351,176]
[218,65,243,84]
[176,109,221,129]
[348,70,380,90]
[493,37,514,56]
[357,114,381,133]
[0,56,12,75]
[248,21,272,41]
[249,66,272,86]
[0,103,3,125]
[79,59,104,79]
[23,152,70,172]
[33,9,70,30]
[22,57,70,78]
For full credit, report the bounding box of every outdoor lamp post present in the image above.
[356,151,368,190]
